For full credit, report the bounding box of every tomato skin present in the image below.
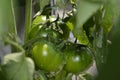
[31,41,64,72]
[29,26,62,42]
[64,46,93,74]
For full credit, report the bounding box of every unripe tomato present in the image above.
[63,43,93,74]
[31,41,64,72]
[29,26,62,42]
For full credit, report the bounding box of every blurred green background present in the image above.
[95,16,120,80]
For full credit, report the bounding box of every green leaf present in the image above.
[2,52,34,80]
[72,0,101,44]
[95,15,120,80]
[93,28,108,72]
[77,30,89,45]
[92,0,119,71]
[102,1,119,36]
[59,23,70,40]
[94,28,103,48]
[66,21,74,30]
[32,15,47,27]
[32,15,57,28]
[83,16,95,44]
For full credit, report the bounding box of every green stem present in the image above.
[24,0,32,43]
[10,0,20,52]
[6,38,25,53]
[10,0,17,35]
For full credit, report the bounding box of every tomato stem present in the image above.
[24,0,32,43]
[5,37,25,53]
[10,0,17,35]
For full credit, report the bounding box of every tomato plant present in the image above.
[0,0,119,80]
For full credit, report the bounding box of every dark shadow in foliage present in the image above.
[95,16,120,80]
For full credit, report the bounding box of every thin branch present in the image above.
[10,0,17,35]
[6,37,25,53]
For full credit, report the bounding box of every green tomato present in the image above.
[64,44,93,74]
[31,41,64,72]
[29,26,62,42]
